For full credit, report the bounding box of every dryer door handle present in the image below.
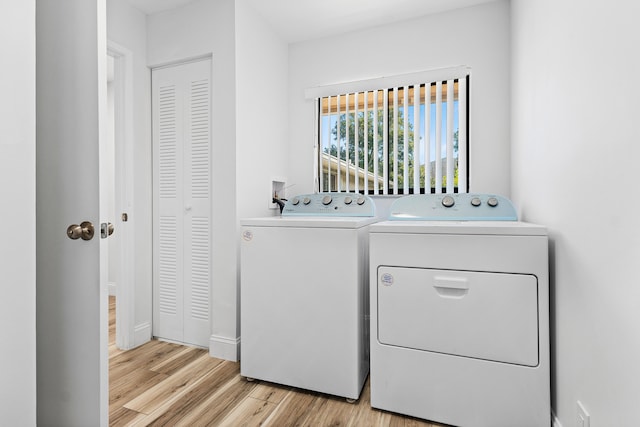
[433,276,469,299]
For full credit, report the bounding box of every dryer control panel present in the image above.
[282,192,375,217]
[389,193,517,221]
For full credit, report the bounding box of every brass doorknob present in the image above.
[67,221,95,240]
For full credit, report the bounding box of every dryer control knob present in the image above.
[442,195,455,208]
[344,196,353,205]
[356,196,366,205]
[471,197,482,207]
[322,195,332,205]
[303,197,311,205]
[291,197,300,205]
[487,197,499,207]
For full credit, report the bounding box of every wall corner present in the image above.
[209,334,240,362]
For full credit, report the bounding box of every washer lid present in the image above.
[240,216,379,229]
[370,220,547,236]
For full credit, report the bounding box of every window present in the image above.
[309,67,469,195]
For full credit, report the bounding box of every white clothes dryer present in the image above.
[369,194,550,427]
[240,192,377,400]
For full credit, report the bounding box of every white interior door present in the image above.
[152,58,212,347]
[36,0,108,425]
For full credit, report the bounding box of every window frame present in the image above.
[308,67,470,195]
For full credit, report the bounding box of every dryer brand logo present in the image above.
[380,273,394,286]
[242,230,253,242]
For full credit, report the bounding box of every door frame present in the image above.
[107,40,136,350]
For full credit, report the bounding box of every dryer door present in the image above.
[377,267,539,366]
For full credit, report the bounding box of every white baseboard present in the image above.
[209,334,240,362]
[552,410,563,427]
[133,321,151,347]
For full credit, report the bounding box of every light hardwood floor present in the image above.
[109,296,445,426]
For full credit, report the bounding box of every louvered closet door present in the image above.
[152,59,211,347]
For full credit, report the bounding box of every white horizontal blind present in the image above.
[314,69,469,195]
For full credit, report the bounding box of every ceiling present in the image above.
[125,0,499,43]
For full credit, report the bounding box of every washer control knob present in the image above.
[441,195,455,208]
[291,197,300,205]
[487,197,499,207]
[356,196,366,205]
[303,197,311,205]
[470,197,482,207]
[322,195,332,205]
[344,196,353,205]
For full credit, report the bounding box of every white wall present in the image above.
[235,0,289,219]
[107,0,153,346]
[0,1,36,424]
[147,0,240,360]
[511,0,640,425]
[145,0,290,359]
[287,1,511,196]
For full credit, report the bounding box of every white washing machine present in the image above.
[369,194,550,427]
[240,192,377,400]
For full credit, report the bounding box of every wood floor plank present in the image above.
[138,360,242,425]
[150,346,215,376]
[168,374,258,426]
[147,346,192,371]
[249,381,291,404]
[108,298,452,427]
[217,396,277,426]
[298,393,358,426]
[124,353,223,414]
[110,340,183,380]
[110,368,168,413]
[349,401,391,425]
[259,389,320,426]
[109,406,146,426]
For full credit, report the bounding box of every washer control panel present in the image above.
[389,193,517,221]
[282,192,375,217]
